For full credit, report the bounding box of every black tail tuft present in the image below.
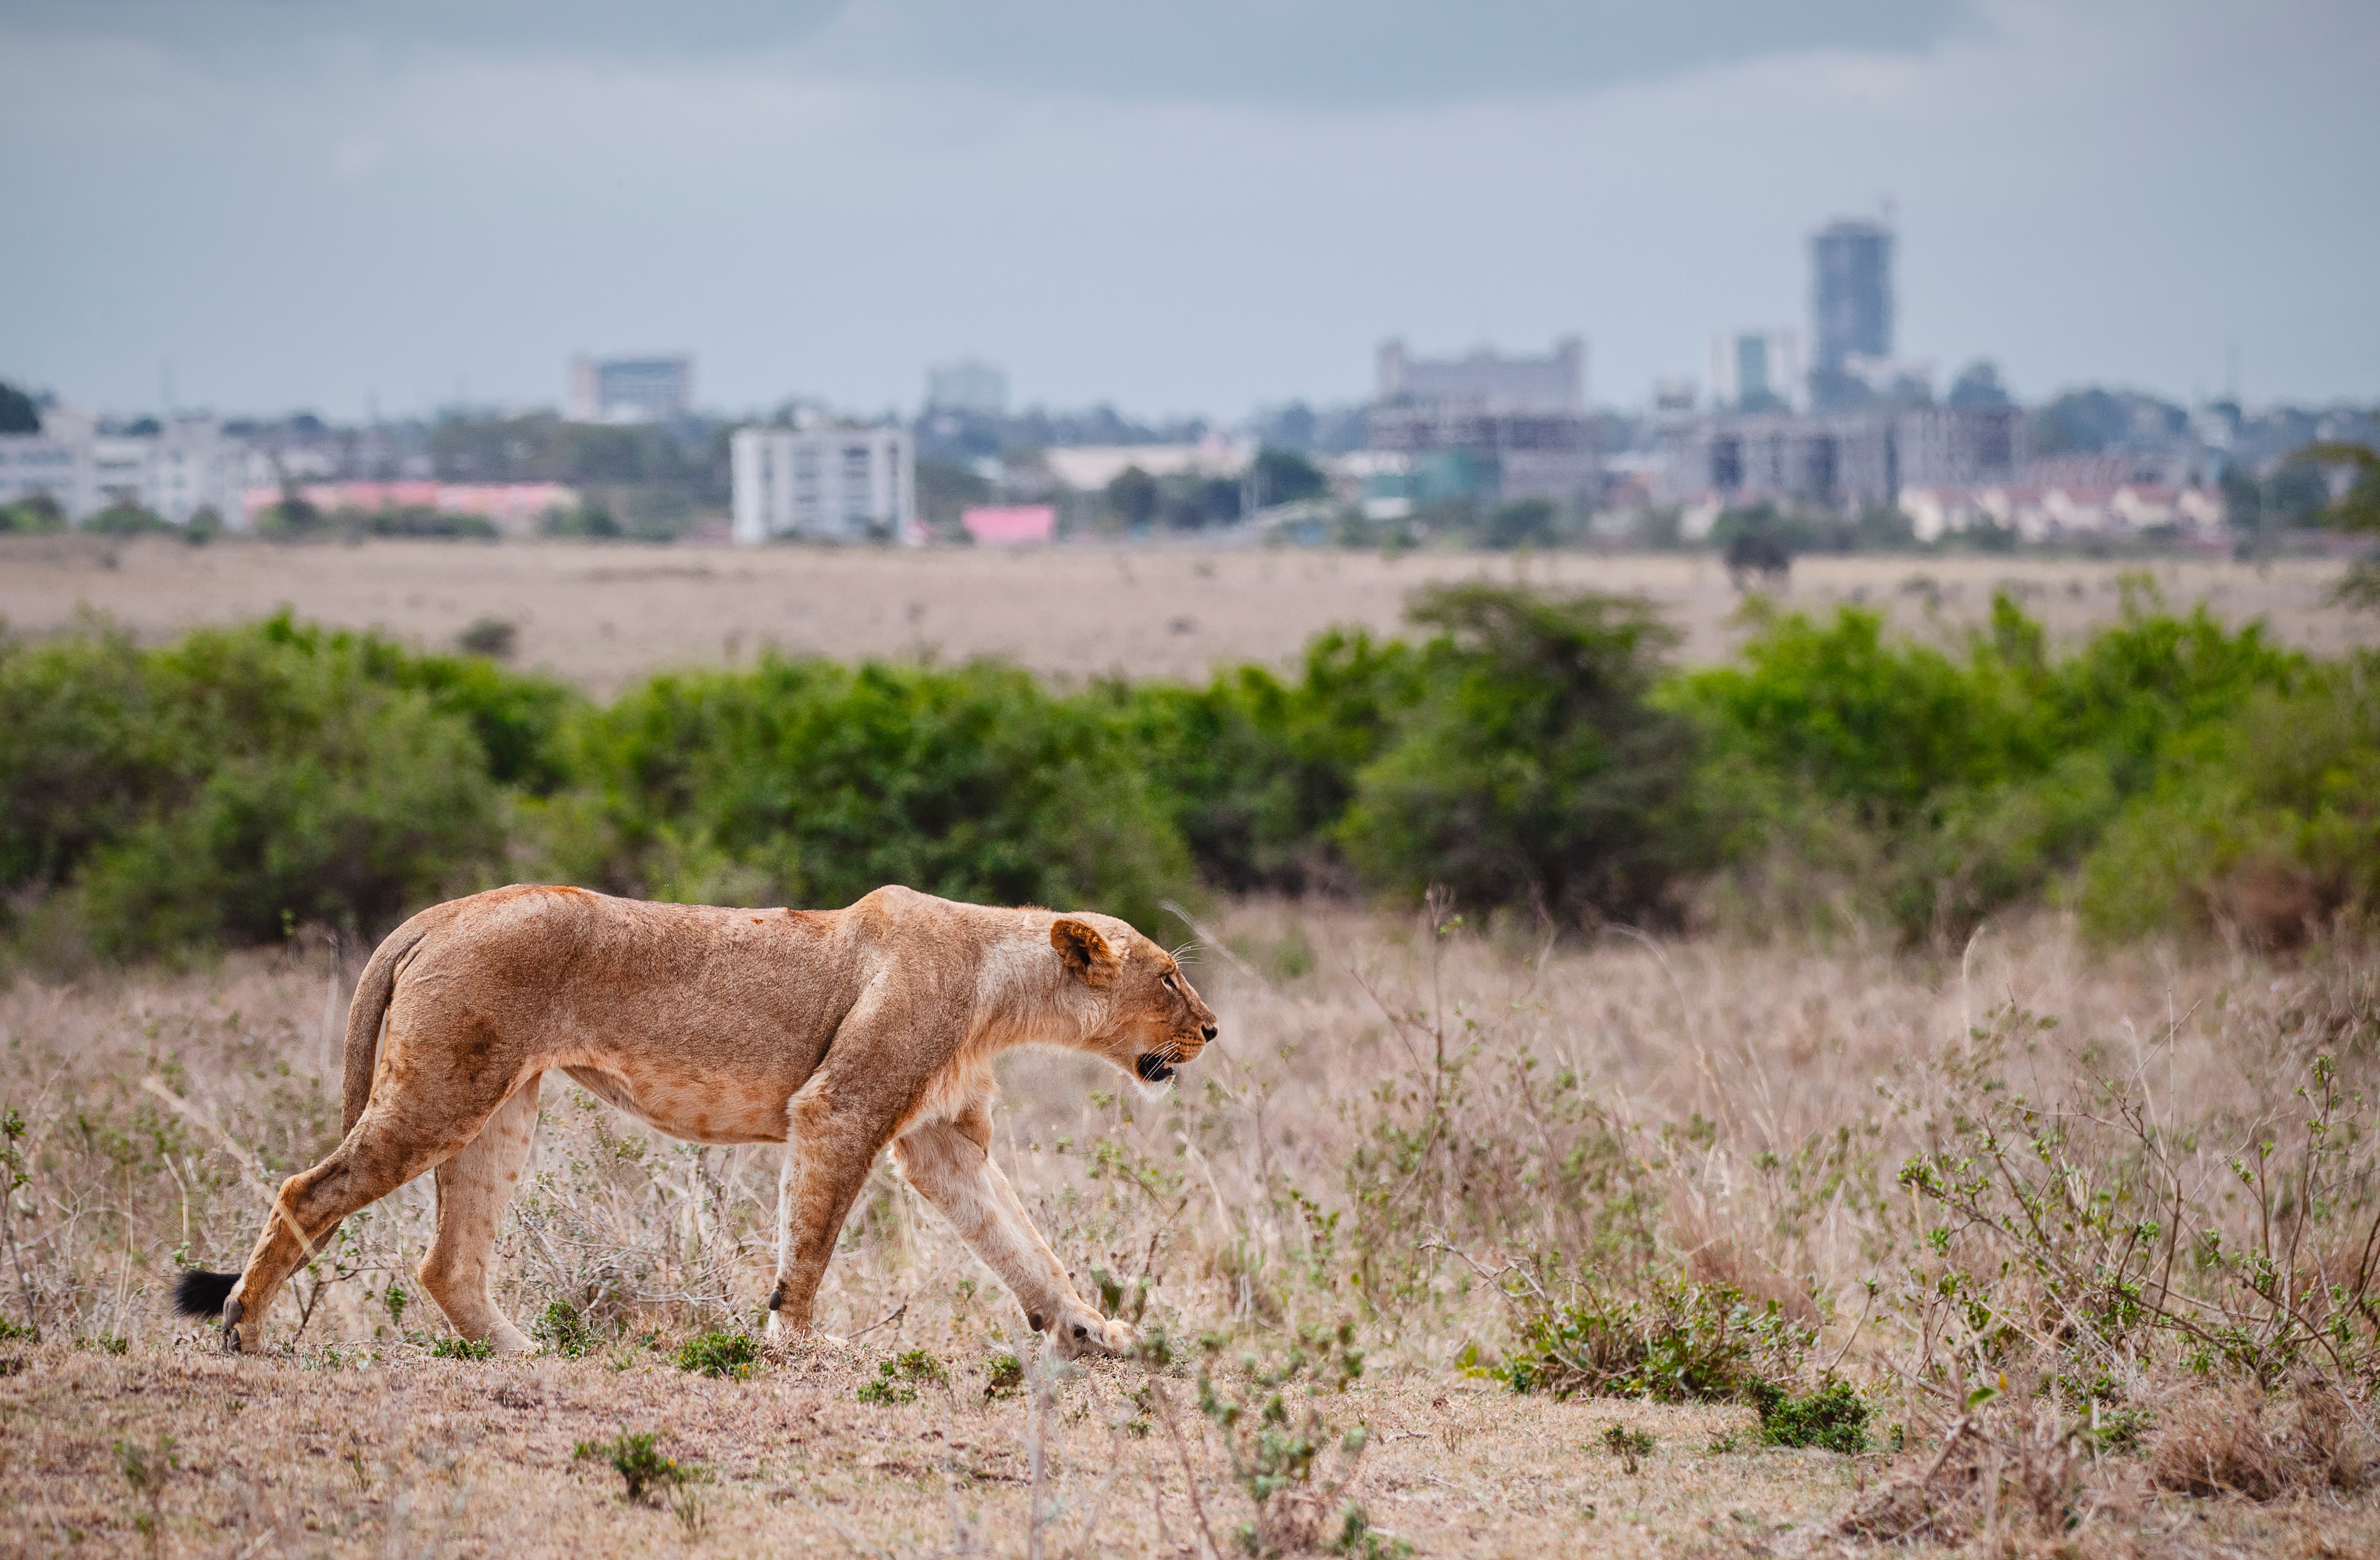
[173,1270,239,1319]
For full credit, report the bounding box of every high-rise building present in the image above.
[731,422,915,544]
[567,354,694,424]
[1809,220,1893,375]
[926,360,1008,417]
[1709,330,1802,412]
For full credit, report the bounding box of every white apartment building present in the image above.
[731,423,915,544]
[0,412,248,528]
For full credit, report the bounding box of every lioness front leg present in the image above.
[894,1111,1131,1358]
[764,1074,897,1342]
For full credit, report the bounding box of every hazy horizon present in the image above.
[4,0,2375,423]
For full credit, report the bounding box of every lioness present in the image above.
[174,884,1216,1357]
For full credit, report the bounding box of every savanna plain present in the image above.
[3,540,2380,1559]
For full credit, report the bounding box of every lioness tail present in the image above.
[173,1269,239,1318]
[341,914,437,1133]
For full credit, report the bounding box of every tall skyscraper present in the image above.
[1809,219,1893,374]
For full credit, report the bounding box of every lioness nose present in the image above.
[1200,1023,1217,1042]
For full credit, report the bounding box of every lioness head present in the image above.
[1049,915,1217,1084]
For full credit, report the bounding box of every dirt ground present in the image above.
[2,534,2368,695]
[9,1338,2375,1559]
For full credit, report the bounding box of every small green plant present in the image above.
[114,1432,175,1560]
[430,1335,497,1361]
[857,1348,949,1405]
[1745,1376,1870,1454]
[1495,1274,1815,1402]
[534,1298,595,1357]
[1190,1320,1391,1558]
[381,1281,407,1332]
[983,1352,1025,1400]
[574,1428,702,1505]
[1601,1423,1655,1474]
[0,1316,40,1345]
[1706,1431,1742,1454]
[87,1334,129,1356]
[674,1327,759,1380]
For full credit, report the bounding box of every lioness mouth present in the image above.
[1134,1054,1174,1083]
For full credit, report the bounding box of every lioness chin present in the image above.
[173,884,1216,1359]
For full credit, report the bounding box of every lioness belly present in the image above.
[560,1064,788,1145]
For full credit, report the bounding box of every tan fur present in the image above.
[212,884,1216,1358]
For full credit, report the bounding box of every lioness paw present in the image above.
[1048,1310,1134,1359]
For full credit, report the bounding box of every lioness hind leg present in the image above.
[419,1075,543,1355]
[894,1113,1131,1359]
[217,1112,456,1353]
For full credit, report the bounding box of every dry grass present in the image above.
[4,904,2380,1555]
[1,535,2368,695]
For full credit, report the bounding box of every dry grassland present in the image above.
[5,904,2380,1555]
[1,534,2370,694]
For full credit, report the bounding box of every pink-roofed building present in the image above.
[242,481,579,537]
[961,505,1057,545]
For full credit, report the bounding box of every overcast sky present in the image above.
[3,0,2374,422]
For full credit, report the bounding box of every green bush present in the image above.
[1494,1275,1814,1403]
[533,1299,595,1357]
[1676,591,2321,943]
[555,656,1191,934]
[1340,584,1709,925]
[2078,672,2380,942]
[673,1328,759,1379]
[1108,627,1423,894]
[574,1428,701,1504]
[855,1348,949,1404]
[1746,1375,1870,1453]
[0,614,566,957]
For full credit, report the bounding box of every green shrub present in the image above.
[557,656,1191,933]
[856,1348,948,1404]
[1746,1375,1869,1453]
[574,1428,700,1504]
[430,1335,496,1360]
[673,1328,759,1379]
[1495,1275,1814,1403]
[533,1299,594,1357]
[1340,584,1709,925]
[84,503,176,537]
[1599,1423,1655,1473]
[0,613,578,957]
[982,1352,1024,1400]
[0,494,68,534]
[1676,591,2323,943]
[2078,674,2380,942]
[1108,627,1423,894]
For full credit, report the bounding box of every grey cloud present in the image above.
[1,0,1972,106]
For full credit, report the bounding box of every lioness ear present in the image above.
[1050,918,1120,988]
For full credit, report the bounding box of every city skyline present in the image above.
[3,0,2375,421]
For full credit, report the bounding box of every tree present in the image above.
[2293,442,2380,534]
[1946,360,2013,410]
[1339,584,1709,926]
[1105,465,1158,528]
[0,381,37,434]
[1250,447,1328,508]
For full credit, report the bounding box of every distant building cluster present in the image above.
[1361,336,1599,518]
[10,217,2366,553]
[568,353,693,424]
[0,411,244,527]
